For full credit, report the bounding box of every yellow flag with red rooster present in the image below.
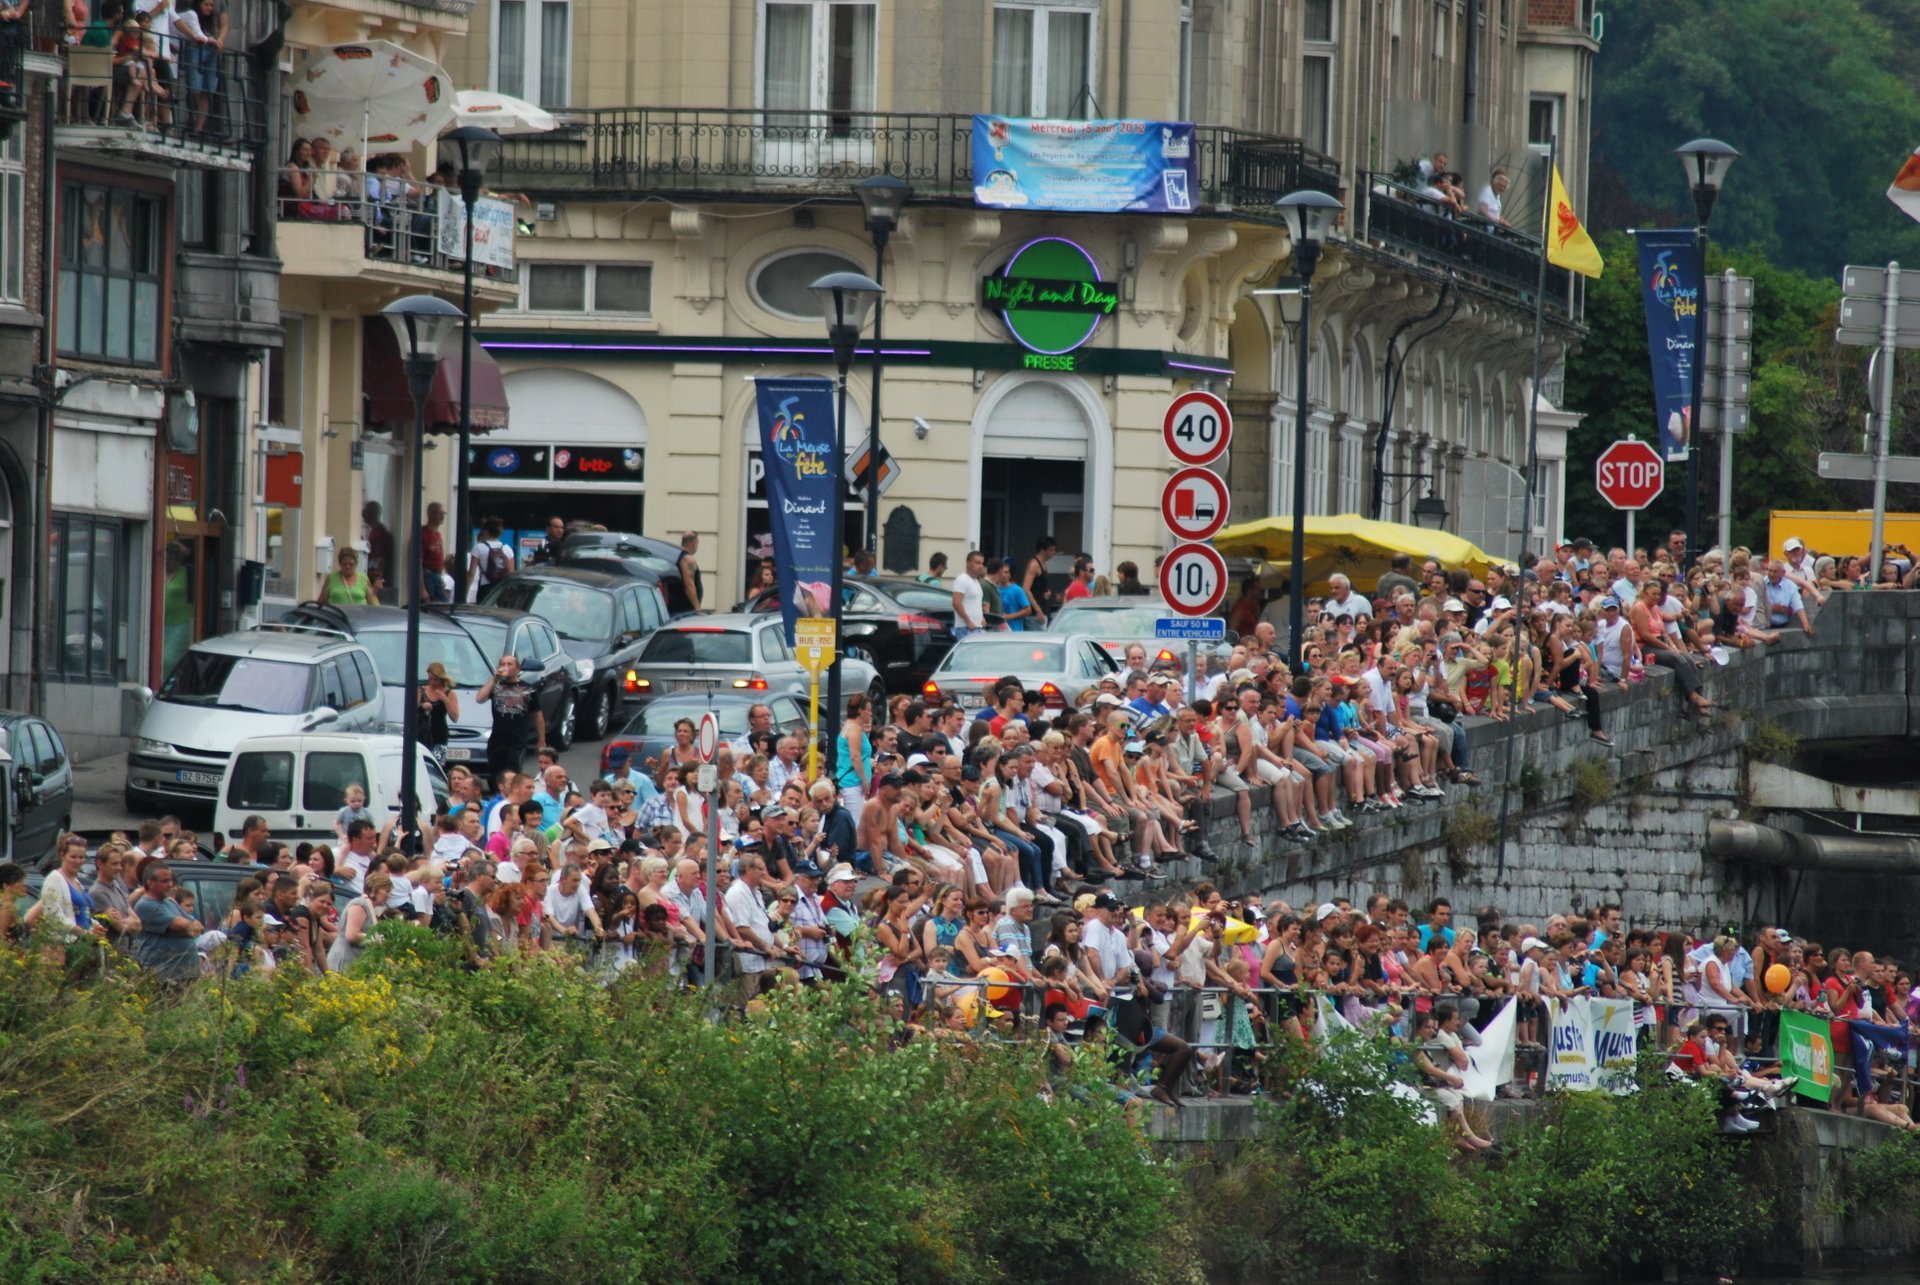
[1545,165,1604,278]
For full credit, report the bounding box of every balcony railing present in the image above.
[53,25,266,157]
[1358,173,1570,315]
[493,106,1342,213]
[279,168,518,283]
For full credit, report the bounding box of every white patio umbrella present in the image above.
[451,89,558,136]
[293,41,456,153]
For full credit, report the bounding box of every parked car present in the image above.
[276,601,514,762]
[550,531,695,614]
[739,575,994,691]
[215,733,448,843]
[480,566,670,740]
[427,603,589,755]
[919,634,1118,712]
[125,629,384,813]
[598,692,811,776]
[0,713,74,868]
[621,613,884,709]
[1045,596,1202,671]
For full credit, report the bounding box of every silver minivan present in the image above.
[125,629,384,812]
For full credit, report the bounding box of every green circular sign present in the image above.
[981,237,1118,356]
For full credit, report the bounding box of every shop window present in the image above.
[57,183,165,366]
[49,513,132,682]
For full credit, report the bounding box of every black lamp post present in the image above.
[808,270,883,780]
[853,174,911,559]
[1412,492,1450,530]
[1275,189,1344,673]
[443,124,502,579]
[380,294,465,846]
[1675,137,1737,569]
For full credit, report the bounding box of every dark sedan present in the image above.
[599,692,810,776]
[741,575,996,692]
[0,713,74,868]
[427,603,590,752]
[480,566,671,739]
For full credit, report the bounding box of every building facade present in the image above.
[445,0,1598,609]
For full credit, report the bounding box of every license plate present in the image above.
[959,696,987,710]
[444,747,473,762]
[176,769,221,786]
[672,680,711,692]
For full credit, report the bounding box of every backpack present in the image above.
[482,541,510,585]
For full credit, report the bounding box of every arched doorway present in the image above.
[970,374,1112,570]
[480,369,648,557]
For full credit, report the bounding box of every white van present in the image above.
[214,733,449,843]
[126,629,384,812]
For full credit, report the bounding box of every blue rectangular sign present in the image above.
[754,377,841,645]
[1155,617,1224,641]
[1633,229,1702,462]
[972,116,1197,214]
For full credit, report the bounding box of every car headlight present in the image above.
[135,737,173,755]
[574,659,594,684]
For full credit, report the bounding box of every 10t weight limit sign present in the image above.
[1160,542,1228,617]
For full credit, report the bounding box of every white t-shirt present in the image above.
[469,540,514,598]
[1323,592,1368,622]
[542,879,595,938]
[141,0,177,55]
[952,572,985,629]
[723,880,773,973]
[1475,185,1502,222]
[1082,917,1132,983]
[340,850,372,893]
[1361,667,1395,717]
[1595,617,1631,674]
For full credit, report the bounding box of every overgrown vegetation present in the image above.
[1443,804,1499,879]
[1743,712,1800,766]
[0,930,1790,1283]
[1568,757,1617,817]
[1830,1130,1920,1219]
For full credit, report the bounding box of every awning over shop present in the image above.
[363,318,510,431]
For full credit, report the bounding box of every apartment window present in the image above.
[0,130,21,303]
[992,3,1095,119]
[1177,3,1192,119]
[1529,94,1563,148]
[1305,0,1335,42]
[1428,2,1447,102]
[1302,0,1335,154]
[495,0,571,109]
[751,248,863,319]
[762,1,876,129]
[521,262,653,315]
[57,183,164,365]
[49,513,132,682]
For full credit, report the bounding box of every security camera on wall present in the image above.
[913,416,931,440]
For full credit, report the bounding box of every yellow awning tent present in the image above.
[1211,513,1497,597]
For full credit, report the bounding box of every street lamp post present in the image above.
[1411,492,1450,530]
[853,175,911,562]
[443,125,502,585]
[1275,190,1345,674]
[808,270,884,781]
[1675,137,1737,567]
[380,295,466,849]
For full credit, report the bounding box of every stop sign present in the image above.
[1594,439,1665,511]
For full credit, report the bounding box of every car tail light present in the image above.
[899,613,940,635]
[1038,682,1064,707]
[731,675,770,690]
[921,680,941,698]
[624,670,650,694]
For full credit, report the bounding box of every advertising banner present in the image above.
[438,191,517,269]
[1588,996,1639,1093]
[1778,1009,1834,1103]
[1632,229,1701,462]
[971,116,1197,214]
[1546,997,1596,1091]
[754,378,841,645]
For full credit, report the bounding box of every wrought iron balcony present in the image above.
[1358,173,1572,315]
[492,106,1342,214]
[54,30,267,168]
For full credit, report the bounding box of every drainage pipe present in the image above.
[1708,819,1920,875]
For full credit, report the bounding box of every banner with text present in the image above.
[754,377,841,645]
[437,191,517,270]
[1632,229,1701,462]
[1547,996,1639,1092]
[971,116,1197,214]
[1778,1009,1834,1103]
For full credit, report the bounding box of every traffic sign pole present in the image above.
[1871,265,1901,583]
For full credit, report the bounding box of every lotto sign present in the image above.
[1159,542,1228,616]
[1594,438,1665,511]
[1778,1009,1834,1102]
[1161,466,1231,542]
[1163,391,1233,466]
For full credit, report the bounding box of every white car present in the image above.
[215,732,448,843]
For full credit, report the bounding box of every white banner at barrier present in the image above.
[1547,996,1639,1093]
[1547,996,1596,1090]
[1463,999,1517,1101]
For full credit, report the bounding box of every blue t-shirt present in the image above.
[1416,924,1456,950]
[998,583,1034,631]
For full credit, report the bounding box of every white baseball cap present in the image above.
[1783,537,1804,552]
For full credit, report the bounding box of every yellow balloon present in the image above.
[1765,963,1791,995]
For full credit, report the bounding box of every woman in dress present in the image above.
[326,872,390,971]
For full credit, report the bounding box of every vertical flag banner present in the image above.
[1544,166,1605,278]
[754,377,841,644]
[1888,145,1920,225]
[1777,1009,1833,1102]
[1633,230,1702,462]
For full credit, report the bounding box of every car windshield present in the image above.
[487,582,613,643]
[620,698,751,737]
[159,652,314,714]
[889,586,957,613]
[937,639,1065,672]
[638,629,754,665]
[449,616,509,659]
[1047,605,1168,636]
[358,630,494,688]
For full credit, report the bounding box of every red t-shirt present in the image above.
[1825,975,1861,1054]
[421,525,446,574]
[1064,580,1092,602]
[1670,1039,1708,1077]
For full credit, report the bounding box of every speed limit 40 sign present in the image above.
[1163,391,1233,467]
[1160,542,1228,617]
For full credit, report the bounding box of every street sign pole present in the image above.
[794,617,835,786]
[1716,270,1740,555]
[1871,264,1901,583]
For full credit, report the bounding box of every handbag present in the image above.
[1429,699,1458,724]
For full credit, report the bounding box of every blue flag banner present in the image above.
[1847,1018,1909,1099]
[754,377,841,644]
[971,116,1196,214]
[1632,229,1702,462]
